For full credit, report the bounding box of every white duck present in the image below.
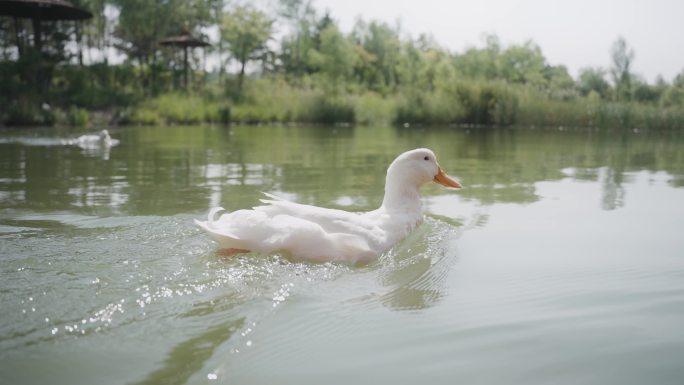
[74,129,119,149]
[195,148,462,264]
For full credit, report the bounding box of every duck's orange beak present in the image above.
[434,166,462,189]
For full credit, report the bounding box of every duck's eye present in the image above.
[424,156,430,161]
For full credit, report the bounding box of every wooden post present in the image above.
[184,45,188,90]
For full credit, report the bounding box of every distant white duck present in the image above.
[195,149,462,264]
[74,129,119,149]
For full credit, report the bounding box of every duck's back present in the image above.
[195,201,382,263]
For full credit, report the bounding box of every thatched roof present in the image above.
[160,33,211,48]
[0,0,92,20]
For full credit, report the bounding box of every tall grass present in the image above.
[390,81,520,126]
[125,79,358,125]
[125,93,224,125]
[394,91,464,125]
[517,92,684,130]
[354,92,397,125]
[117,78,684,129]
[232,79,320,123]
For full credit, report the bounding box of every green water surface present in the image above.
[1,125,683,385]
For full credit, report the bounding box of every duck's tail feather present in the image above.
[261,192,284,200]
[258,191,287,205]
[207,206,226,228]
[195,207,252,250]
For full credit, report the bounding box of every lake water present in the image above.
[1,125,684,385]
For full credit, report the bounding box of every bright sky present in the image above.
[314,0,684,83]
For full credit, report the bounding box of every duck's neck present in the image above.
[381,174,423,213]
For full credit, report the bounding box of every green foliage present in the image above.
[661,88,684,108]
[127,93,223,125]
[394,91,463,125]
[309,24,357,94]
[221,5,274,98]
[660,70,684,108]
[2,2,684,130]
[674,70,684,88]
[232,77,319,122]
[278,0,320,77]
[3,98,55,126]
[231,78,355,124]
[578,67,611,99]
[351,19,402,93]
[453,34,501,80]
[124,108,162,126]
[112,0,212,65]
[498,41,546,85]
[516,94,684,130]
[632,78,665,104]
[218,105,231,125]
[353,93,396,125]
[310,96,355,124]
[447,81,518,125]
[544,65,577,100]
[67,106,90,127]
[610,37,635,101]
[53,64,142,108]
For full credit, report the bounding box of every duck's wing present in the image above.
[256,193,380,235]
[196,206,376,262]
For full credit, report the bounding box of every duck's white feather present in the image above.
[257,194,380,233]
[68,129,120,149]
[195,200,378,263]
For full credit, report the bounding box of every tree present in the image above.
[395,38,425,91]
[77,0,110,65]
[278,0,317,77]
[453,34,501,81]
[577,67,611,98]
[632,76,664,104]
[308,24,357,94]
[396,34,451,92]
[674,69,684,88]
[661,69,684,107]
[544,65,576,99]
[351,19,402,93]
[114,0,176,66]
[610,36,635,101]
[498,41,546,86]
[112,0,212,92]
[209,0,227,81]
[221,5,273,98]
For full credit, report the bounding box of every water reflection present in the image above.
[599,167,626,210]
[0,126,683,219]
[77,144,115,160]
[374,219,460,311]
[131,319,244,385]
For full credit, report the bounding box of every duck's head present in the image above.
[386,148,462,190]
[99,130,111,140]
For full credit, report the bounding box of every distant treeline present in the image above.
[1,0,683,128]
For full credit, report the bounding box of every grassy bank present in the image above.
[3,70,683,130]
[116,78,684,130]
